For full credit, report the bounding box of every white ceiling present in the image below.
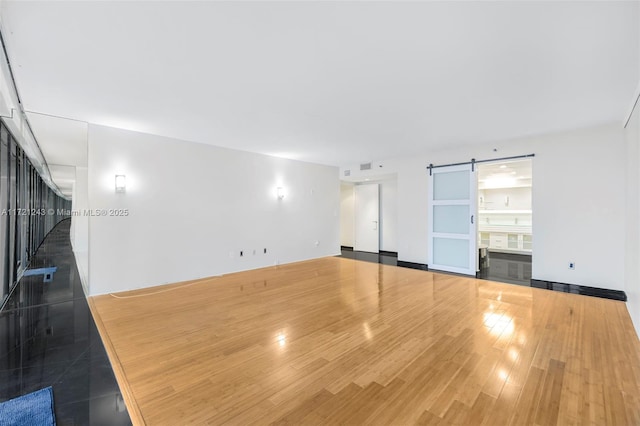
[47,164,76,197]
[0,1,638,169]
[26,112,88,167]
[22,112,88,197]
[478,159,532,181]
[478,158,532,189]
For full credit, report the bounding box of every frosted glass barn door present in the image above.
[427,164,477,275]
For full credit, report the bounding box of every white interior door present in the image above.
[427,164,477,275]
[355,184,379,253]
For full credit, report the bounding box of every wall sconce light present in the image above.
[115,175,126,193]
[276,187,285,200]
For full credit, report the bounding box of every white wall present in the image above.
[624,2,640,338]
[86,124,340,295]
[340,182,354,247]
[479,186,531,211]
[626,95,640,334]
[342,123,627,291]
[71,167,89,294]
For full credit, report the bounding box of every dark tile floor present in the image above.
[476,251,532,286]
[339,247,624,300]
[0,219,131,426]
[338,248,399,266]
[339,248,533,287]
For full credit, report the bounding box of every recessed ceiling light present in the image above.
[499,165,507,169]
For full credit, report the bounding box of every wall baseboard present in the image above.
[340,246,398,257]
[346,255,627,302]
[397,260,428,271]
[530,279,627,302]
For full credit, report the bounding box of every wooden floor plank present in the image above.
[465,392,496,425]
[535,358,567,426]
[509,366,545,425]
[89,256,640,425]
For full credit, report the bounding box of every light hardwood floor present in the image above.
[89,257,640,425]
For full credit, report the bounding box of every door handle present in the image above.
[373,221,378,230]
[471,215,474,224]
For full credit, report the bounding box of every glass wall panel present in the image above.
[8,136,16,289]
[15,148,22,272]
[0,121,70,308]
[0,126,8,303]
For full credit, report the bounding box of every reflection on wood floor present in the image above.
[90,257,640,425]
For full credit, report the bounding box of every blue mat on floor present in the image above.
[0,387,56,426]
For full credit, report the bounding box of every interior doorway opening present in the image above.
[476,158,533,285]
[339,174,398,264]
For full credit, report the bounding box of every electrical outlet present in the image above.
[569,262,575,270]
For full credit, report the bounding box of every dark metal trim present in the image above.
[426,153,535,172]
[625,90,640,129]
[530,279,627,302]
[397,260,428,271]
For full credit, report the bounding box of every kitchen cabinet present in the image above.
[489,233,507,249]
[479,229,532,254]
[478,210,532,254]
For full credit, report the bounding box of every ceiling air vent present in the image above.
[344,170,351,177]
[360,162,372,171]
